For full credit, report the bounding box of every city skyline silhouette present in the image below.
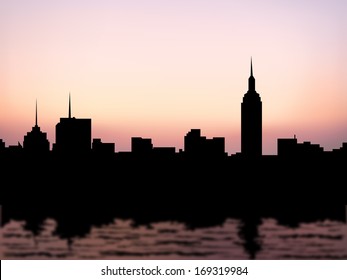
[2,1,346,157]
[1,60,346,261]
[1,1,347,261]
[1,59,346,157]
[1,59,346,206]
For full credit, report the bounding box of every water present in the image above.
[1,218,347,259]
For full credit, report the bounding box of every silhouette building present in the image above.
[152,147,176,158]
[23,101,50,154]
[131,137,177,159]
[0,139,5,151]
[184,129,225,158]
[92,138,115,155]
[331,142,347,156]
[277,136,324,158]
[7,142,23,154]
[53,95,91,154]
[241,59,262,157]
[131,137,153,155]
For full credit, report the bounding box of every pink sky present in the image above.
[1,0,346,155]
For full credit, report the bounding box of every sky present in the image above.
[1,0,346,155]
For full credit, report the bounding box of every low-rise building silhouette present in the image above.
[131,137,177,159]
[131,137,153,155]
[0,139,5,151]
[329,142,347,156]
[277,136,324,158]
[6,142,23,157]
[184,129,226,158]
[92,138,115,155]
[152,147,176,159]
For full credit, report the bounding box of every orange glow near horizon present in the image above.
[1,1,347,155]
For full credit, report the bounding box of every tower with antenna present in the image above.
[53,94,92,155]
[23,100,50,153]
[241,58,262,157]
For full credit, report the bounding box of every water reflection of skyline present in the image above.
[1,218,346,260]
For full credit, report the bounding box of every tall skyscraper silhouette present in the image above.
[53,94,92,154]
[23,100,50,153]
[241,58,262,157]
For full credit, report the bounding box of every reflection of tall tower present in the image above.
[54,94,91,154]
[23,100,50,153]
[241,58,262,157]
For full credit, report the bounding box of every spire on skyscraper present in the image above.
[35,99,38,127]
[242,58,262,157]
[69,93,71,118]
[23,99,50,153]
[250,57,253,77]
[248,57,255,92]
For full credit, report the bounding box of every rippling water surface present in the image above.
[1,218,346,259]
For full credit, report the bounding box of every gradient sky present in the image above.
[1,0,346,155]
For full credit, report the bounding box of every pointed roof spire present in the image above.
[248,57,256,92]
[250,57,253,77]
[35,99,38,126]
[68,93,71,118]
